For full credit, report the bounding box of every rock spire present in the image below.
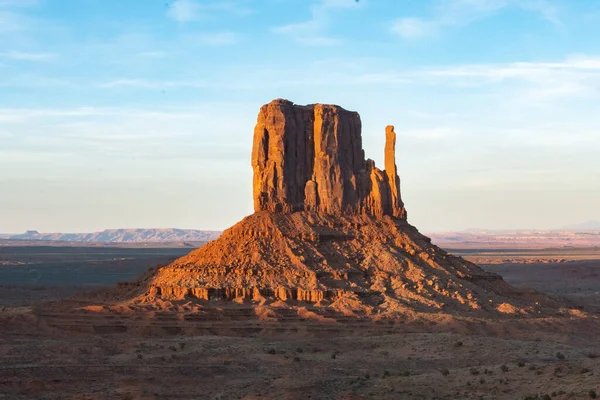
[252,99,407,218]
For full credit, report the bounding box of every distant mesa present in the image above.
[115,99,558,318]
[562,220,600,231]
[9,228,221,243]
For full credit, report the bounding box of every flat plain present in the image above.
[1,243,599,400]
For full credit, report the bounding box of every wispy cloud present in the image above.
[0,10,25,32]
[400,127,459,141]
[0,0,42,33]
[273,0,361,46]
[422,55,600,100]
[167,0,253,23]
[0,0,41,7]
[194,31,237,46]
[135,51,167,58]
[392,0,562,39]
[0,51,55,61]
[99,79,208,89]
[0,107,202,124]
[167,0,199,22]
[391,18,435,39]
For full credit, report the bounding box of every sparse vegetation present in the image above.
[500,364,509,372]
[556,352,565,360]
[590,390,598,399]
[440,368,450,376]
[454,341,463,348]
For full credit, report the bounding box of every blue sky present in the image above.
[1,0,599,233]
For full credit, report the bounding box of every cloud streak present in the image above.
[167,0,199,22]
[193,31,237,46]
[0,51,55,61]
[273,0,361,46]
[167,0,253,22]
[392,0,562,39]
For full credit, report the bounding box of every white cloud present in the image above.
[297,36,341,46]
[418,55,600,101]
[400,127,458,141]
[0,107,106,122]
[0,0,41,7]
[195,31,237,46]
[0,51,55,61]
[391,0,562,39]
[273,0,362,45]
[135,51,167,58]
[167,0,199,22]
[0,10,25,32]
[321,0,361,8]
[391,18,435,38]
[167,0,253,22]
[0,0,43,33]
[99,79,208,89]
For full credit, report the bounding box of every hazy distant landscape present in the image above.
[6,228,221,243]
[5,225,599,250]
[428,228,600,249]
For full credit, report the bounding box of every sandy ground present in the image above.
[1,247,600,399]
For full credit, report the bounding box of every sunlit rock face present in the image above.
[252,99,406,219]
[128,98,555,318]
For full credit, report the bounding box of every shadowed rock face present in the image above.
[252,99,406,218]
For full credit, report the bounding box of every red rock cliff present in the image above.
[252,99,407,218]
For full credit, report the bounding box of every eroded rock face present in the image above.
[252,99,406,218]
[120,98,559,318]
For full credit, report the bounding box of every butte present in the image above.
[117,99,561,319]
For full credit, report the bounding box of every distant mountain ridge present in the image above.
[9,228,221,243]
[561,220,600,230]
[427,228,600,249]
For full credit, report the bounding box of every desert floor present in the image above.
[1,245,599,400]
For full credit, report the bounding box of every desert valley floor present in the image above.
[1,242,599,400]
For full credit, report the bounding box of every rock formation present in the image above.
[252,99,406,218]
[121,99,557,318]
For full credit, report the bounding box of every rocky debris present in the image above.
[129,211,556,317]
[252,99,406,218]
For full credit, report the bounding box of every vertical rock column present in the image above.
[384,125,406,219]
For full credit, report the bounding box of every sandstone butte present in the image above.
[119,99,562,318]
